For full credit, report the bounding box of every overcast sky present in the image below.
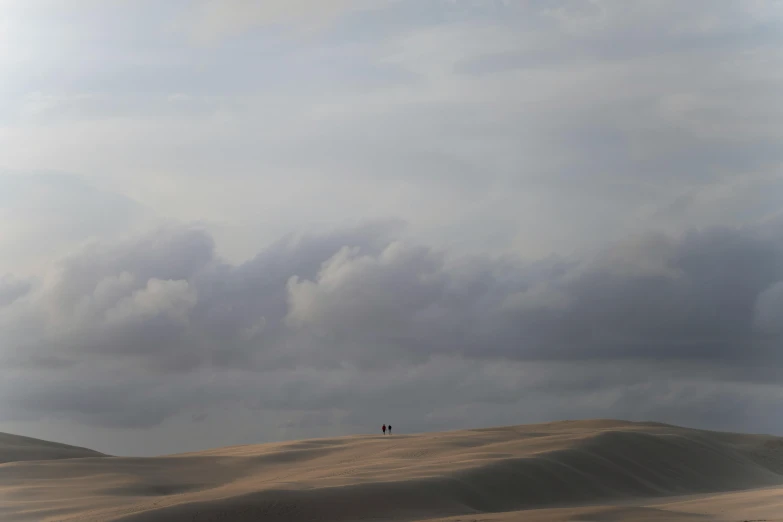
[1,0,782,456]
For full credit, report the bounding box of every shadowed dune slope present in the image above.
[0,431,107,464]
[1,420,782,521]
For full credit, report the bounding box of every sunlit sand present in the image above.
[1,420,781,521]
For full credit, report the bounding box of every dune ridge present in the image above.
[0,431,107,464]
[1,420,782,521]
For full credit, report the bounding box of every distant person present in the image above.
[388,424,392,435]
[382,424,386,435]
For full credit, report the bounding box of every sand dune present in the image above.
[0,432,106,464]
[1,420,782,521]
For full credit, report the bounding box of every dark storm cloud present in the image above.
[1,222,405,371]
[286,226,783,364]
[1,220,782,435]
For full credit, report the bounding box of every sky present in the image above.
[0,0,782,456]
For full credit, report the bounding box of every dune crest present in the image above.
[1,420,782,521]
[0,432,106,464]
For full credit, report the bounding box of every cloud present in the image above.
[2,0,780,267]
[1,220,783,447]
[0,275,31,308]
[1,0,783,454]
[182,0,392,43]
[754,281,783,335]
[0,173,152,276]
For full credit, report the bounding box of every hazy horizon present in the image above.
[1,0,782,457]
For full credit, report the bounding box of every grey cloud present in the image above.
[4,0,779,267]
[754,281,783,335]
[286,226,783,364]
[3,379,190,429]
[457,0,780,75]
[1,222,404,371]
[1,221,783,439]
[8,382,176,429]
[2,0,783,455]
[0,275,31,308]
[0,172,151,276]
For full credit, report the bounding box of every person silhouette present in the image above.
[382,424,386,435]
[388,424,392,435]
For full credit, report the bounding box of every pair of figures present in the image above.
[382,424,392,435]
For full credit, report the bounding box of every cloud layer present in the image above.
[1,1,782,455]
[2,0,781,268]
[1,220,782,454]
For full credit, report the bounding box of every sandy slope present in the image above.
[1,420,782,521]
[0,432,106,464]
